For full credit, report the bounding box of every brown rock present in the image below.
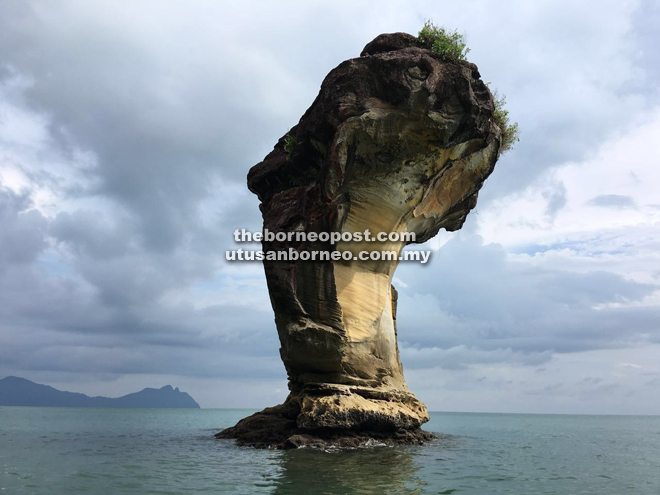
[217,32,502,448]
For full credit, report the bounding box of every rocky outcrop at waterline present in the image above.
[216,32,502,449]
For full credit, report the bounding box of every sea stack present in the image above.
[217,32,502,448]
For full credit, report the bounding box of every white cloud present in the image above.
[479,108,660,250]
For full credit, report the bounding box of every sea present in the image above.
[1,407,659,494]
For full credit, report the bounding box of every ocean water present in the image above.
[1,408,659,494]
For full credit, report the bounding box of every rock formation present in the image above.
[216,32,502,448]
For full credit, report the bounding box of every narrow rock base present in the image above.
[214,402,435,450]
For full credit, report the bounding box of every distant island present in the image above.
[0,376,200,408]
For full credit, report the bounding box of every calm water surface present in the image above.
[1,407,659,494]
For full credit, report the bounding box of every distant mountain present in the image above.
[0,376,200,408]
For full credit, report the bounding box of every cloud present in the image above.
[587,194,637,209]
[478,108,660,251]
[406,344,660,415]
[543,181,568,220]
[0,186,48,268]
[396,235,659,358]
[400,345,553,370]
[0,0,659,412]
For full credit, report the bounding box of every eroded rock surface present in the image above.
[216,32,502,449]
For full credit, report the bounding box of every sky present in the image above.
[0,0,659,414]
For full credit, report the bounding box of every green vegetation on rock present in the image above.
[283,133,297,159]
[418,20,470,63]
[490,88,520,155]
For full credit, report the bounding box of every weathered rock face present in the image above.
[217,32,501,448]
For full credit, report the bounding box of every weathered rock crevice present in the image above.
[216,32,501,449]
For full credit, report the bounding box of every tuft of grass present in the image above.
[283,133,297,159]
[417,21,519,155]
[490,90,520,155]
[418,20,470,63]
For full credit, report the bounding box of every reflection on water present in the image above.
[272,446,424,495]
